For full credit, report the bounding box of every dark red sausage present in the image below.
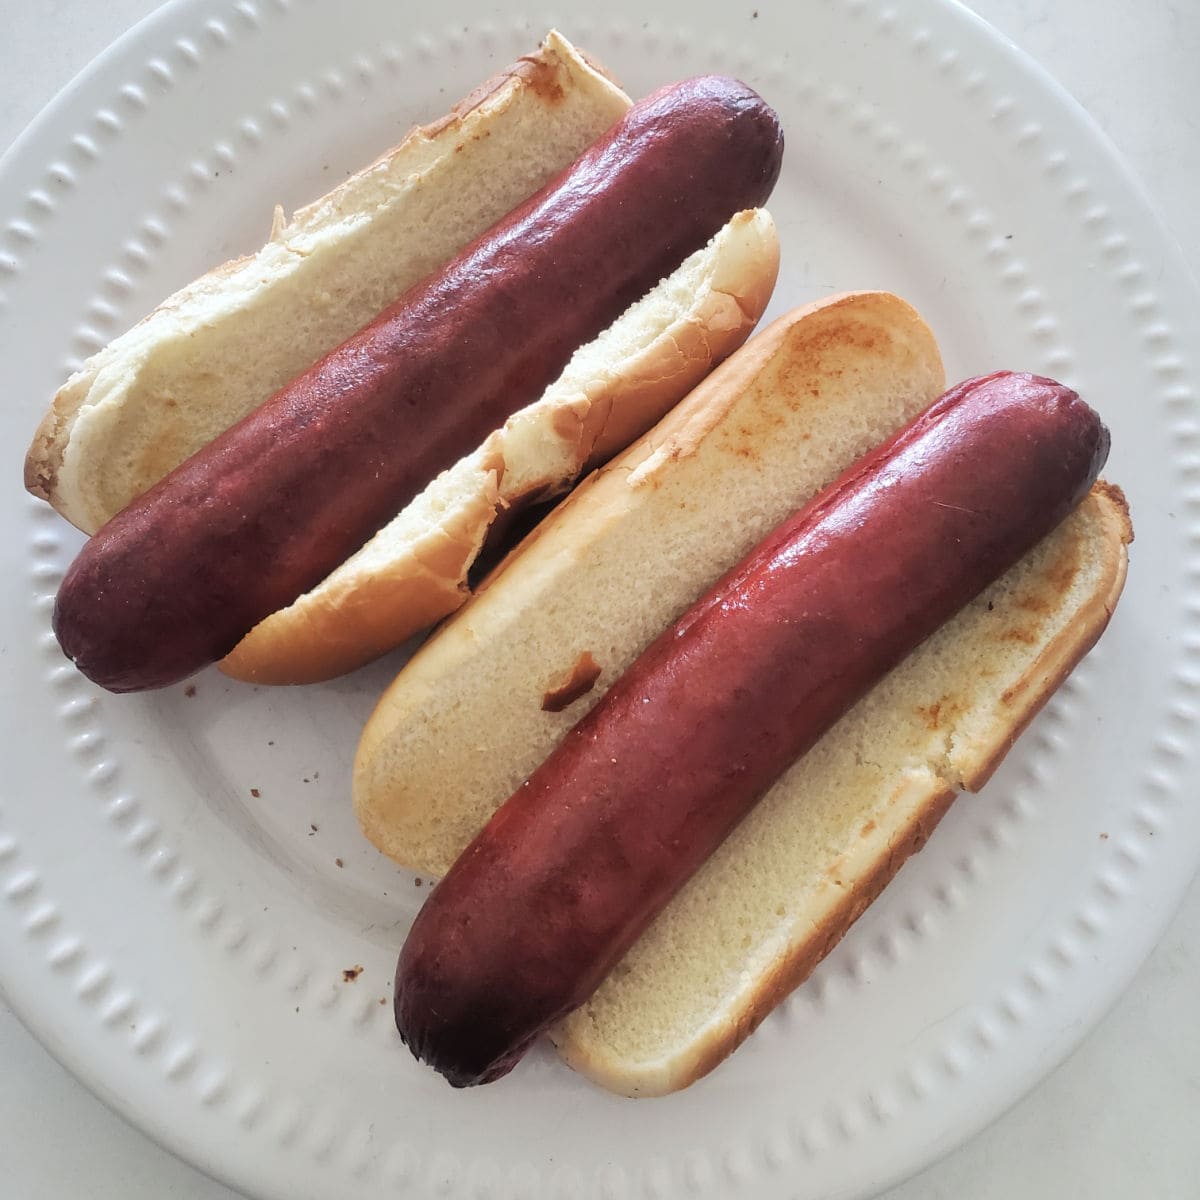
[394,371,1110,1086]
[52,77,783,692]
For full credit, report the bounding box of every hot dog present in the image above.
[393,371,1111,1087]
[49,75,784,692]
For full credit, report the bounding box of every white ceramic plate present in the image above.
[1,1,1197,1197]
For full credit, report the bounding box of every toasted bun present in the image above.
[353,291,947,872]
[219,209,780,683]
[552,482,1130,1096]
[25,31,631,534]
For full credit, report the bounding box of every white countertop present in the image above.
[2,1,1197,1196]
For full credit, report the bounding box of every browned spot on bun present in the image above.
[1001,626,1040,646]
[517,54,566,104]
[542,651,603,712]
[1093,480,1133,543]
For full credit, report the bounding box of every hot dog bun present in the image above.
[31,42,783,689]
[25,31,631,535]
[392,371,1113,1089]
[554,482,1129,1096]
[219,207,780,684]
[353,292,1131,1095]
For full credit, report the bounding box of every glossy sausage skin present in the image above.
[394,371,1111,1086]
[52,77,784,692]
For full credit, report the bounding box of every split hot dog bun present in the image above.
[353,291,1132,1095]
[220,208,779,683]
[556,480,1128,1097]
[394,370,1113,1087]
[26,31,631,535]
